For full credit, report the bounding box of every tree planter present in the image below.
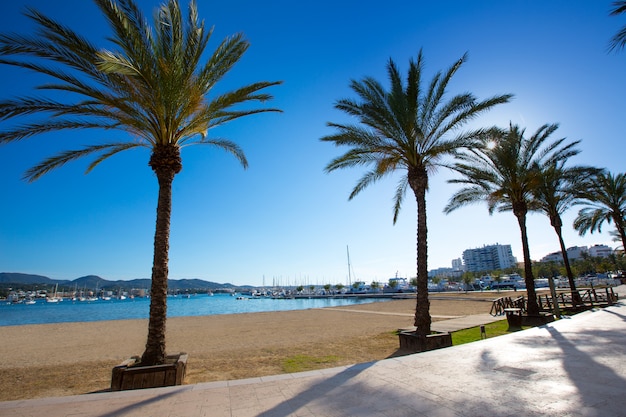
[111,353,187,391]
[398,331,452,353]
[522,313,555,327]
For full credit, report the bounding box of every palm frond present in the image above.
[0,120,120,143]
[609,1,626,52]
[392,176,409,224]
[195,138,248,169]
[24,142,145,181]
[349,168,388,200]
[444,186,488,214]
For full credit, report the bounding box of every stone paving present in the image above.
[1,291,625,416]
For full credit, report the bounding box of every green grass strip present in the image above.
[451,320,534,345]
[282,354,342,373]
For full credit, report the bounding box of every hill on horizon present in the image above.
[0,272,245,291]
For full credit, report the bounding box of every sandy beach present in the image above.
[0,293,499,401]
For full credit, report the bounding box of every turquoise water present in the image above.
[0,294,389,326]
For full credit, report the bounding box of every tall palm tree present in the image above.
[533,160,600,305]
[321,50,512,338]
[444,123,580,316]
[0,0,281,365]
[609,1,626,52]
[574,171,626,252]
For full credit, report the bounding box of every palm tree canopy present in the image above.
[321,50,513,223]
[444,122,583,316]
[444,123,581,216]
[574,171,626,235]
[532,161,601,224]
[0,0,282,181]
[609,1,626,52]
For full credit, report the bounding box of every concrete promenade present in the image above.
[1,296,625,416]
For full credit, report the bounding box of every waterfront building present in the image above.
[588,244,613,258]
[462,244,517,273]
[428,267,463,279]
[540,244,613,263]
[451,258,464,271]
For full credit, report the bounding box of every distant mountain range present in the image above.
[0,272,249,291]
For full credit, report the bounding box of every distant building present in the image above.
[540,245,613,263]
[462,243,517,273]
[428,267,463,279]
[588,244,613,258]
[451,258,464,271]
[541,251,563,263]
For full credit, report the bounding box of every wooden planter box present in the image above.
[398,331,452,353]
[111,353,187,391]
[522,313,555,327]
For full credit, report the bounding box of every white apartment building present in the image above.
[462,244,517,273]
[588,244,613,258]
[540,244,613,263]
[451,258,464,271]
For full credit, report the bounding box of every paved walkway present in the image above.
[1,291,625,416]
[322,307,504,333]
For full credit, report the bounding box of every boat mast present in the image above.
[346,245,351,287]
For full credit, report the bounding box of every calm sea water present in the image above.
[0,294,389,326]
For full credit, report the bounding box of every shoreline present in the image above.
[0,292,509,368]
[0,294,499,400]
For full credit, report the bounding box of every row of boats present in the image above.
[6,294,128,305]
[5,284,129,305]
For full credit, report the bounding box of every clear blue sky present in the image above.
[1,0,624,286]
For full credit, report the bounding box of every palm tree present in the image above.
[609,1,626,52]
[0,0,281,365]
[444,123,580,316]
[321,50,512,338]
[574,172,626,252]
[533,160,600,305]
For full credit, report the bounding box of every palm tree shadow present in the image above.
[602,306,626,322]
[386,348,414,359]
[258,362,377,416]
[95,388,187,417]
[544,324,626,406]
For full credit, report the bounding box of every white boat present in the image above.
[46,284,62,302]
[491,274,526,290]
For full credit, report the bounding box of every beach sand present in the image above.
[0,293,501,401]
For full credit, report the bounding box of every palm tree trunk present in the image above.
[142,146,182,366]
[552,217,581,305]
[411,169,431,338]
[614,214,626,254]
[515,210,540,316]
